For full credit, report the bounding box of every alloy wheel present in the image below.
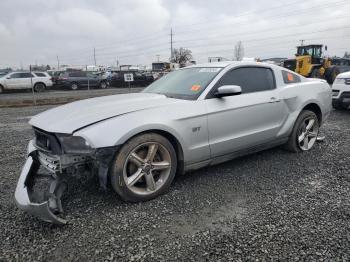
[123,142,171,195]
[71,83,78,90]
[297,116,319,151]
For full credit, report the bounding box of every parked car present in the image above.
[56,71,108,90]
[109,71,154,87]
[0,71,52,93]
[47,70,65,85]
[15,61,331,224]
[332,71,350,110]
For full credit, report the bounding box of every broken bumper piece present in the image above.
[15,140,68,225]
[15,156,67,225]
[15,139,119,224]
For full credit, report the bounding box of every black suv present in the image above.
[109,71,154,88]
[56,71,108,90]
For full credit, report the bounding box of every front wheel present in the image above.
[100,81,108,89]
[110,133,177,202]
[285,110,319,152]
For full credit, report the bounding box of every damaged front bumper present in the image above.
[15,140,69,224]
[15,155,68,224]
[15,139,119,225]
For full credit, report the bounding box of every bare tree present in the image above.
[171,47,193,65]
[234,41,244,61]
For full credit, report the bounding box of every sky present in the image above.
[0,0,349,69]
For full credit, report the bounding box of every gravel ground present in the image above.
[0,106,349,261]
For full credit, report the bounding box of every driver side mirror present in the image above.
[6,76,11,79]
[214,85,242,98]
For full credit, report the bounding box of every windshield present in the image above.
[143,67,222,100]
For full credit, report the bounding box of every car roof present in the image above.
[189,61,277,69]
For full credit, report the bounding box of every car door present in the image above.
[4,73,25,89]
[21,72,34,89]
[205,66,288,158]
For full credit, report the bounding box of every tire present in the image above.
[310,68,321,78]
[285,110,319,152]
[325,66,340,84]
[70,83,78,90]
[110,133,177,202]
[34,83,46,92]
[332,101,344,110]
[100,81,107,89]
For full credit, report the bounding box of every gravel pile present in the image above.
[0,106,349,261]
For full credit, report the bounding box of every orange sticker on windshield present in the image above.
[191,85,201,91]
[287,72,294,81]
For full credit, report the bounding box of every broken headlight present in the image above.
[57,135,93,154]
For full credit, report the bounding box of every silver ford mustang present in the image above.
[15,61,332,224]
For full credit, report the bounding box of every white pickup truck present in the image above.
[0,71,53,93]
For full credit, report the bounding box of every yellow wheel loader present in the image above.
[282,44,340,84]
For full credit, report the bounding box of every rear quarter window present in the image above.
[34,72,46,77]
[282,71,301,84]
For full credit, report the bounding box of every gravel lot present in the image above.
[0,105,349,261]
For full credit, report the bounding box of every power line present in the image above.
[58,0,341,59]
[59,3,350,62]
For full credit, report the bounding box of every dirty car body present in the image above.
[15,61,332,224]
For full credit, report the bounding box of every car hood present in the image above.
[30,93,180,133]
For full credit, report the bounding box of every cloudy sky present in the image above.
[0,0,349,68]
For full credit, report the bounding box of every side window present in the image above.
[21,73,33,78]
[69,71,85,77]
[34,72,46,77]
[282,71,301,84]
[216,67,275,94]
[9,73,21,78]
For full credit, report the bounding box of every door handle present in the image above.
[269,97,281,103]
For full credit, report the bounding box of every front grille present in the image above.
[332,90,340,97]
[33,128,62,154]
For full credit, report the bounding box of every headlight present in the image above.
[57,135,93,154]
[334,78,345,84]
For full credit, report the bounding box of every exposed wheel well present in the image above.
[34,82,46,87]
[302,103,322,124]
[125,129,185,176]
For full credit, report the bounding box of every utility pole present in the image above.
[94,48,96,66]
[300,40,305,46]
[56,55,60,70]
[170,28,173,62]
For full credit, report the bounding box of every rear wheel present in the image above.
[70,83,78,90]
[325,66,340,84]
[310,68,321,78]
[34,83,46,92]
[285,110,319,152]
[110,133,177,202]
